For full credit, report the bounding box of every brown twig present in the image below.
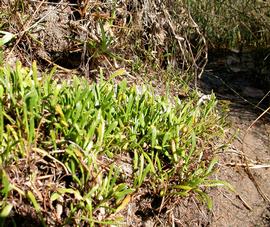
[241,110,270,203]
[7,0,46,61]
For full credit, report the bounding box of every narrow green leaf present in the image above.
[32,61,39,88]
[1,171,11,197]
[0,85,3,98]
[195,189,213,210]
[151,125,157,148]
[125,93,134,121]
[50,193,62,202]
[162,131,170,147]
[141,164,151,185]
[205,157,219,176]
[142,151,155,173]
[109,68,127,81]
[133,150,138,170]
[155,153,162,172]
[0,31,15,46]
[57,188,83,200]
[0,100,3,143]
[27,191,41,212]
[0,204,13,218]
[202,180,235,192]
[97,117,105,147]
[172,185,193,191]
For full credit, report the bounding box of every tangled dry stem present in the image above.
[2,0,208,81]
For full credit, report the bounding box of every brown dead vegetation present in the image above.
[1,0,207,80]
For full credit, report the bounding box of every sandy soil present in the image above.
[210,109,270,227]
[200,53,270,227]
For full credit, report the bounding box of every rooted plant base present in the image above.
[0,62,225,226]
[1,1,270,227]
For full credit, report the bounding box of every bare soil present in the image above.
[200,53,270,227]
[1,1,269,226]
[128,53,270,227]
[210,112,270,227]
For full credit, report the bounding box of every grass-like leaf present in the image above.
[0,63,226,225]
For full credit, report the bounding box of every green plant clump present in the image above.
[187,0,270,49]
[0,62,229,225]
